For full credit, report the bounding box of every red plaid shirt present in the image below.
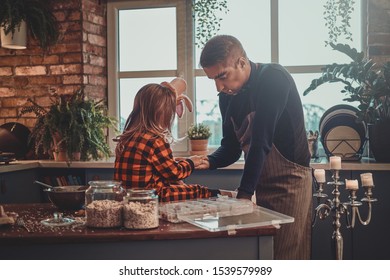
[114,132,211,202]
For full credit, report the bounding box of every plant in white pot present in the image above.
[304,43,390,162]
[187,123,212,155]
[0,0,59,49]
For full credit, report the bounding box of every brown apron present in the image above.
[233,113,312,260]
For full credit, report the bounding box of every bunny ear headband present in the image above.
[161,77,193,118]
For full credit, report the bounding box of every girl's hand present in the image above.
[195,156,210,170]
[188,155,202,167]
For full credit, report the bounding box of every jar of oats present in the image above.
[123,189,159,230]
[85,180,126,228]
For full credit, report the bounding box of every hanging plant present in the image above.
[0,0,59,49]
[192,0,229,48]
[323,0,355,46]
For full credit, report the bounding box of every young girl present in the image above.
[114,78,216,202]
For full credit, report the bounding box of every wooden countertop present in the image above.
[0,203,277,245]
[2,157,390,174]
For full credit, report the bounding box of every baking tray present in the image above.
[159,197,294,232]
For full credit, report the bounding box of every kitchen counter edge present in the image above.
[2,157,390,174]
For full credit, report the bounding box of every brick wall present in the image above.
[0,0,107,128]
[0,0,389,128]
[367,0,390,65]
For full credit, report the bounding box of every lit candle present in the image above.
[345,179,359,190]
[329,156,342,170]
[314,169,326,183]
[360,173,374,186]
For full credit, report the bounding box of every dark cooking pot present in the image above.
[0,122,31,159]
[44,186,88,210]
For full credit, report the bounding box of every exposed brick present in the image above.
[30,55,60,65]
[50,85,82,95]
[4,117,21,124]
[68,10,82,21]
[0,77,15,87]
[35,96,58,107]
[28,76,62,85]
[82,0,106,14]
[0,67,12,76]
[13,77,29,88]
[89,55,105,66]
[15,66,47,76]
[62,53,83,63]
[83,21,104,35]
[0,56,30,66]
[61,31,83,43]
[83,43,105,56]
[0,0,102,123]
[63,75,83,84]
[0,108,18,117]
[368,4,390,33]
[371,56,390,65]
[0,88,17,97]
[84,84,106,99]
[50,43,82,54]
[83,65,104,75]
[59,22,82,33]
[88,75,107,86]
[14,87,50,97]
[86,13,106,26]
[1,97,29,107]
[368,45,390,56]
[53,11,67,22]
[368,33,390,45]
[50,64,82,75]
[88,34,106,47]
[371,0,390,10]
[53,0,80,10]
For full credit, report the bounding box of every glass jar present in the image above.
[85,180,126,228]
[123,189,159,230]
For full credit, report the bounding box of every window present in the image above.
[108,0,365,154]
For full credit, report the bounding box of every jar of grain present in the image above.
[123,189,159,230]
[85,180,126,228]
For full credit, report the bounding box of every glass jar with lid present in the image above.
[123,188,159,230]
[85,180,126,228]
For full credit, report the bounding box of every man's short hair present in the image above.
[200,35,247,68]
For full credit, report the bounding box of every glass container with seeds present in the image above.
[85,180,126,228]
[123,189,159,230]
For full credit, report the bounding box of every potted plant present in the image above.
[187,123,212,155]
[0,0,59,49]
[19,88,118,162]
[303,43,390,162]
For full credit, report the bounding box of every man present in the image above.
[197,35,312,259]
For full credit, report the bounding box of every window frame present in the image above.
[107,0,367,155]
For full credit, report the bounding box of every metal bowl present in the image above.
[44,185,87,210]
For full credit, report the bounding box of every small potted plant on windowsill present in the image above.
[303,43,390,162]
[19,88,118,163]
[187,123,212,155]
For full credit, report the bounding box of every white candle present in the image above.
[314,169,326,183]
[329,156,342,170]
[360,173,374,186]
[345,179,359,190]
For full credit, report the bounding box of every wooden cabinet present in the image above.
[1,159,389,259]
[0,169,40,203]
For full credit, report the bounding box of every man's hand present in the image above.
[195,156,210,170]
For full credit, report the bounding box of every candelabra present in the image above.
[312,167,377,260]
